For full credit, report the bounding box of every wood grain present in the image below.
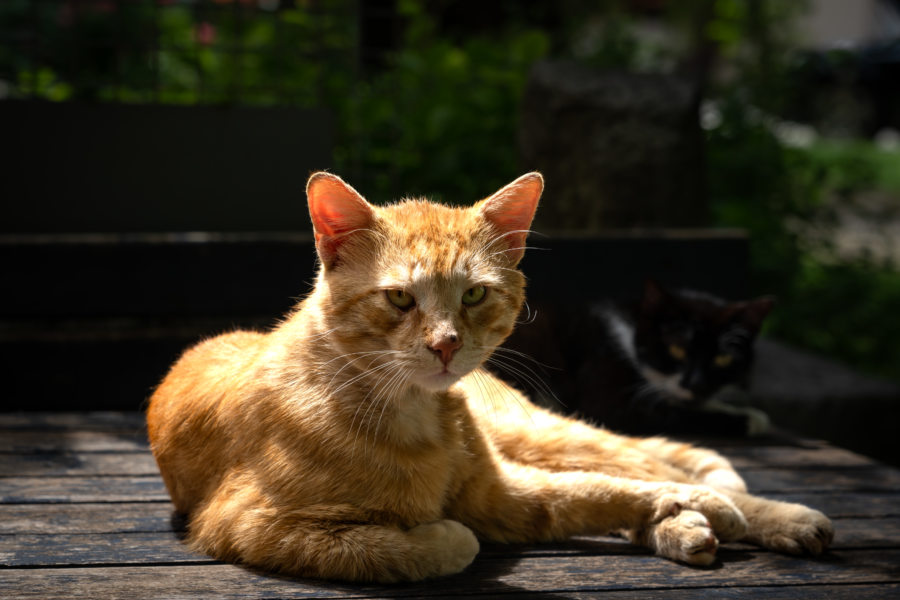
[1,411,898,598]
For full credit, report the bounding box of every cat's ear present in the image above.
[306,172,375,268]
[478,172,543,265]
[737,296,775,331]
[641,279,669,314]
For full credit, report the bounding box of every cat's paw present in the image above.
[407,519,480,578]
[744,407,771,436]
[653,485,748,542]
[748,502,833,555]
[649,509,720,566]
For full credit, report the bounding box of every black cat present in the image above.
[498,280,774,436]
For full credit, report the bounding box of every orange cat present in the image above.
[147,172,832,582]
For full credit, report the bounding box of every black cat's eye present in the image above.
[668,344,687,361]
[385,289,415,311]
[462,285,488,306]
[714,354,734,368]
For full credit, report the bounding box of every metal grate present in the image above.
[0,0,361,107]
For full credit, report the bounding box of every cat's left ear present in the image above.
[735,296,776,331]
[478,172,543,265]
[307,172,375,268]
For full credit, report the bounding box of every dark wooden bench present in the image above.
[2,411,899,598]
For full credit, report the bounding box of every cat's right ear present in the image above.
[478,172,543,265]
[641,279,669,313]
[306,172,375,268]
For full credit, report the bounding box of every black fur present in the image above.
[498,280,774,436]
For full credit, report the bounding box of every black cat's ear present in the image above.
[307,172,375,269]
[735,296,776,331]
[478,172,542,265]
[641,279,669,313]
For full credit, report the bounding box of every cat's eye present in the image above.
[668,344,686,361]
[385,289,415,310]
[714,354,734,368]
[461,285,487,306]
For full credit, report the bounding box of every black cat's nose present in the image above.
[680,368,708,395]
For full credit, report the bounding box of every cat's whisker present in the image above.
[515,302,538,325]
[480,228,539,253]
[333,359,399,400]
[350,359,413,459]
[364,362,415,458]
[483,245,541,262]
[371,366,414,453]
[324,354,392,390]
[303,327,340,343]
[348,361,401,427]
[480,359,541,424]
[320,348,400,370]
[471,369,508,426]
[481,349,565,410]
[490,346,560,372]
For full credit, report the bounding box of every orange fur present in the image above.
[147,172,832,582]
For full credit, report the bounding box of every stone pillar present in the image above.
[520,60,708,231]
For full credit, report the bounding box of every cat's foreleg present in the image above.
[727,491,833,555]
[630,436,748,493]
[450,458,747,564]
[189,482,479,582]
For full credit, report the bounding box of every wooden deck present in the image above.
[2,412,899,599]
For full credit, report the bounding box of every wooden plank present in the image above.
[721,445,875,469]
[0,476,168,504]
[3,497,894,537]
[0,430,148,453]
[3,518,897,568]
[0,514,900,567]
[1,550,898,599]
[0,532,640,568]
[0,412,877,468]
[0,452,159,477]
[0,532,208,567]
[0,494,891,535]
[742,466,900,493]
[0,412,147,431]
[4,468,895,506]
[758,492,900,518]
[1,577,896,600]
[0,502,176,534]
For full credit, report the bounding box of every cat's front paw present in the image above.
[648,509,720,566]
[744,407,771,436]
[407,519,480,578]
[747,502,833,555]
[652,485,748,542]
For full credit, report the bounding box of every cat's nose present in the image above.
[428,334,462,366]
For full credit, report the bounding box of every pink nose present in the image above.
[428,335,462,366]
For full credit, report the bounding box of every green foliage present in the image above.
[784,259,900,378]
[707,98,821,293]
[336,4,548,203]
[708,98,900,380]
[4,0,898,379]
[0,0,545,203]
[803,141,900,196]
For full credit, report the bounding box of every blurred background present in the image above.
[2,0,899,462]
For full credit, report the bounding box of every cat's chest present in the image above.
[386,395,444,445]
[363,429,469,524]
[361,398,472,523]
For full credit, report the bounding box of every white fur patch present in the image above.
[641,366,694,401]
[602,309,637,361]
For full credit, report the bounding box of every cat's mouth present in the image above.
[416,366,464,391]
